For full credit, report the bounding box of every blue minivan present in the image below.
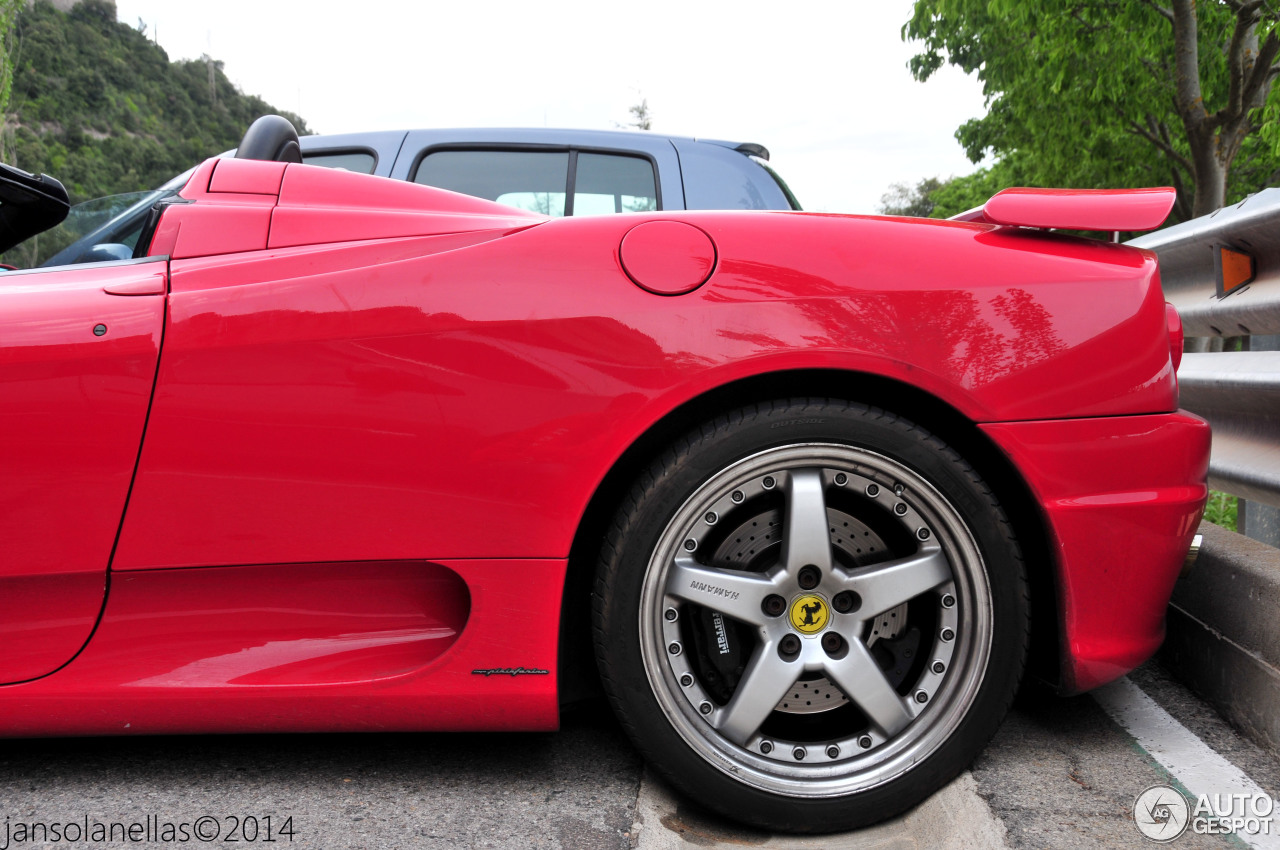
[14,125,799,269]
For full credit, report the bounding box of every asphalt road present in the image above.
[2,659,1276,849]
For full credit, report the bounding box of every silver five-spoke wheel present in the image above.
[595,401,1027,832]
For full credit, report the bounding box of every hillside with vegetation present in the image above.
[2,0,308,202]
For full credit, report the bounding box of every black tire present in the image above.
[593,399,1028,833]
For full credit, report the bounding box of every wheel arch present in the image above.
[558,368,1061,706]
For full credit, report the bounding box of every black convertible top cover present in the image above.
[0,163,70,255]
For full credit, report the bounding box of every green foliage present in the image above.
[905,0,1280,223]
[878,176,946,217]
[1204,490,1238,532]
[4,0,309,202]
[628,97,652,131]
[0,0,19,123]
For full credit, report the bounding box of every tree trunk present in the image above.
[1190,135,1229,218]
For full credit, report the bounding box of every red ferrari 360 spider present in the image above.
[1,117,1208,832]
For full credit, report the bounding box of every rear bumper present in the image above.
[981,411,1211,694]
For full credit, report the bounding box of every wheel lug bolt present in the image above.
[941,628,955,641]
[731,490,744,503]
[832,591,860,614]
[762,476,776,489]
[680,674,693,687]
[931,661,945,675]
[700,702,713,715]
[760,741,773,754]
[797,566,820,590]
[834,473,847,486]
[894,503,908,515]
[821,632,843,654]
[664,608,677,621]
[941,594,955,608]
[915,690,929,704]
[859,736,872,749]
[826,745,840,759]
[683,539,697,551]
[778,634,801,658]
[793,747,806,760]
[705,512,718,524]
[917,528,931,540]
[866,483,880,497]
[762,594,786,617]
[668,642,681,655]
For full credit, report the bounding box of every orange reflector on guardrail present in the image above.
[1215,245,1255,297]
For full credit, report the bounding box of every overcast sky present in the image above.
[112,0,988,214]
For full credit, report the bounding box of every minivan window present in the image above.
[412,149,658,217]
[303,151,377,174]
[414,150,569,216]
[573,153,657,216]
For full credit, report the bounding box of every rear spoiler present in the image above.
[950,187,1176,232]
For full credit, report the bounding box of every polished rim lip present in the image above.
[638,443,994,799]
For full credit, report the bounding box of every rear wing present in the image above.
[950,187,1176,233]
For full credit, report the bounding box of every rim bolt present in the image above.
[760,741,773,754]
[894,503,908,515]
[797,566,821,590]
[834,473,848,486]
[826,745,840,759]
[832,591,860,614]
[668,642,682,656]
[917,528,931,540]
[821,632,844,654]
[941,594,955,608]
[705,512,718,525]
[941,628,955,641]
[762,476,776,489]
[932,661,946,675]
[778,634,801,659]
[793,747,806,760]
[731,490,744,503]
[700,702,713,715]
[680,674,693,687]
[866,483,880,497]
[683,539,697,551]
[664,608,677,622]
[915,690,929,704]
[762,594,786,617]
[859,736,872,749]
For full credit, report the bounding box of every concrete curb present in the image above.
[632,767,1009,848]
[1159,520,1280,755]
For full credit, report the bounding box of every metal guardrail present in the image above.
[1130,193,1280,513]
[1132,188,1280,337]
[1178,351,1280,509]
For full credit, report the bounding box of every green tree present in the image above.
[0,0,20,160]
[628,97,652,131]
[906,0,1280,221]
[878,176,947,216]
[5,0,309,200]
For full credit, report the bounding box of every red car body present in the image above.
[2,159,1206,744]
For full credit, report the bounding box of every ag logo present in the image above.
[1134,784,1190,842]
[789,595,828,633]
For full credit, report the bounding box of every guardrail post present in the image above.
[1240,333,1280,547]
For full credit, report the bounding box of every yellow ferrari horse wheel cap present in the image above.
[789,594,828,633]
